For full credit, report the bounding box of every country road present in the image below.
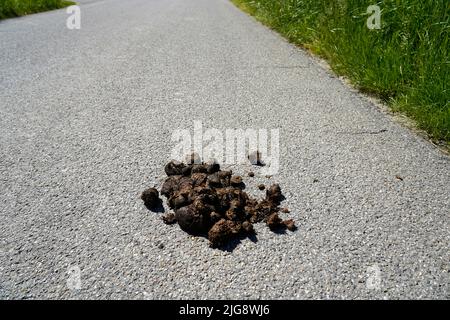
[0,0,448,299]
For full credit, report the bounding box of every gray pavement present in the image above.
[0,0,448,299]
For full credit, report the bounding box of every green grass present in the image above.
[0,0,75,20]
[232,0,449,144]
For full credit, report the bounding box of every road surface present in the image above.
[0,0,448,299]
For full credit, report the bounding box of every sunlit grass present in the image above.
[232,0,449,143]
[0,0,75,19]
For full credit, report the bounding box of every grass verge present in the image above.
[232,0,449,145]
[0,0,75,20]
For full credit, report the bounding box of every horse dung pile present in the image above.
[141,155,296,248]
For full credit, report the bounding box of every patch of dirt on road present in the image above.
[141,155,296,248]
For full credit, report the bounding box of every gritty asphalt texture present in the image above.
[0,0,449,299]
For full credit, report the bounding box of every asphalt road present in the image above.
[0,0,448,299]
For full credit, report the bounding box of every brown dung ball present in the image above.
[141,188,161,208]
